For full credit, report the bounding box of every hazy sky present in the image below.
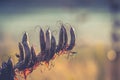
[0,0,113,45]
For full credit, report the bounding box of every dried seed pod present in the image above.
[49,35,56,60]
[27,46,37,68]
[0,25,76,80]
[0,58,14,80]
[15,33,31,71]
[67,27,75,50]
[22,32,31,66]
[31,46,37,63]
[7,58,15,80]
[7,58,14,69]
[18,42,24,62]
[45,35,56,62]
[56,26,64,53]
[62,25,68,49]
[43,28,52,61]
[39,28,46,53]
[45,28,51,50]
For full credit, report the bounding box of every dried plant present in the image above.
[0,24,76,80]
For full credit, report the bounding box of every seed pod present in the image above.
[45,28,51,50]
[39,28,46,52]
[56,26,64,53]
[0,59,14,80]
[22,32,31,66]
[49,35,56,60]
[31,46,37,63]
[7,58,15,80]
[62,25,68,49]
[18,42,24,62]
[15,32,31,71]
[7,58,13,69]
[67,27,75,50]
[42,28,51,61]
[27,46,37,68]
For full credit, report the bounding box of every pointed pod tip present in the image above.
[47,28,51,32]
[46,28,51,35]
[7,57,12,63]
[70,27,75,38]
[51,35,55,39]
[51,35,56,42]
[40,27,43,31]
[61,24,65,28]
[40,28,44,36]
[22,32,28,42]
[24,32,28,36]
[70,27,74,31]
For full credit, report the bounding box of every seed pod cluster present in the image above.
[0,24,76,80]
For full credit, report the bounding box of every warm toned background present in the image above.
[0,0,120,80]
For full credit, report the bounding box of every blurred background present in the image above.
[0,0,120,80]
